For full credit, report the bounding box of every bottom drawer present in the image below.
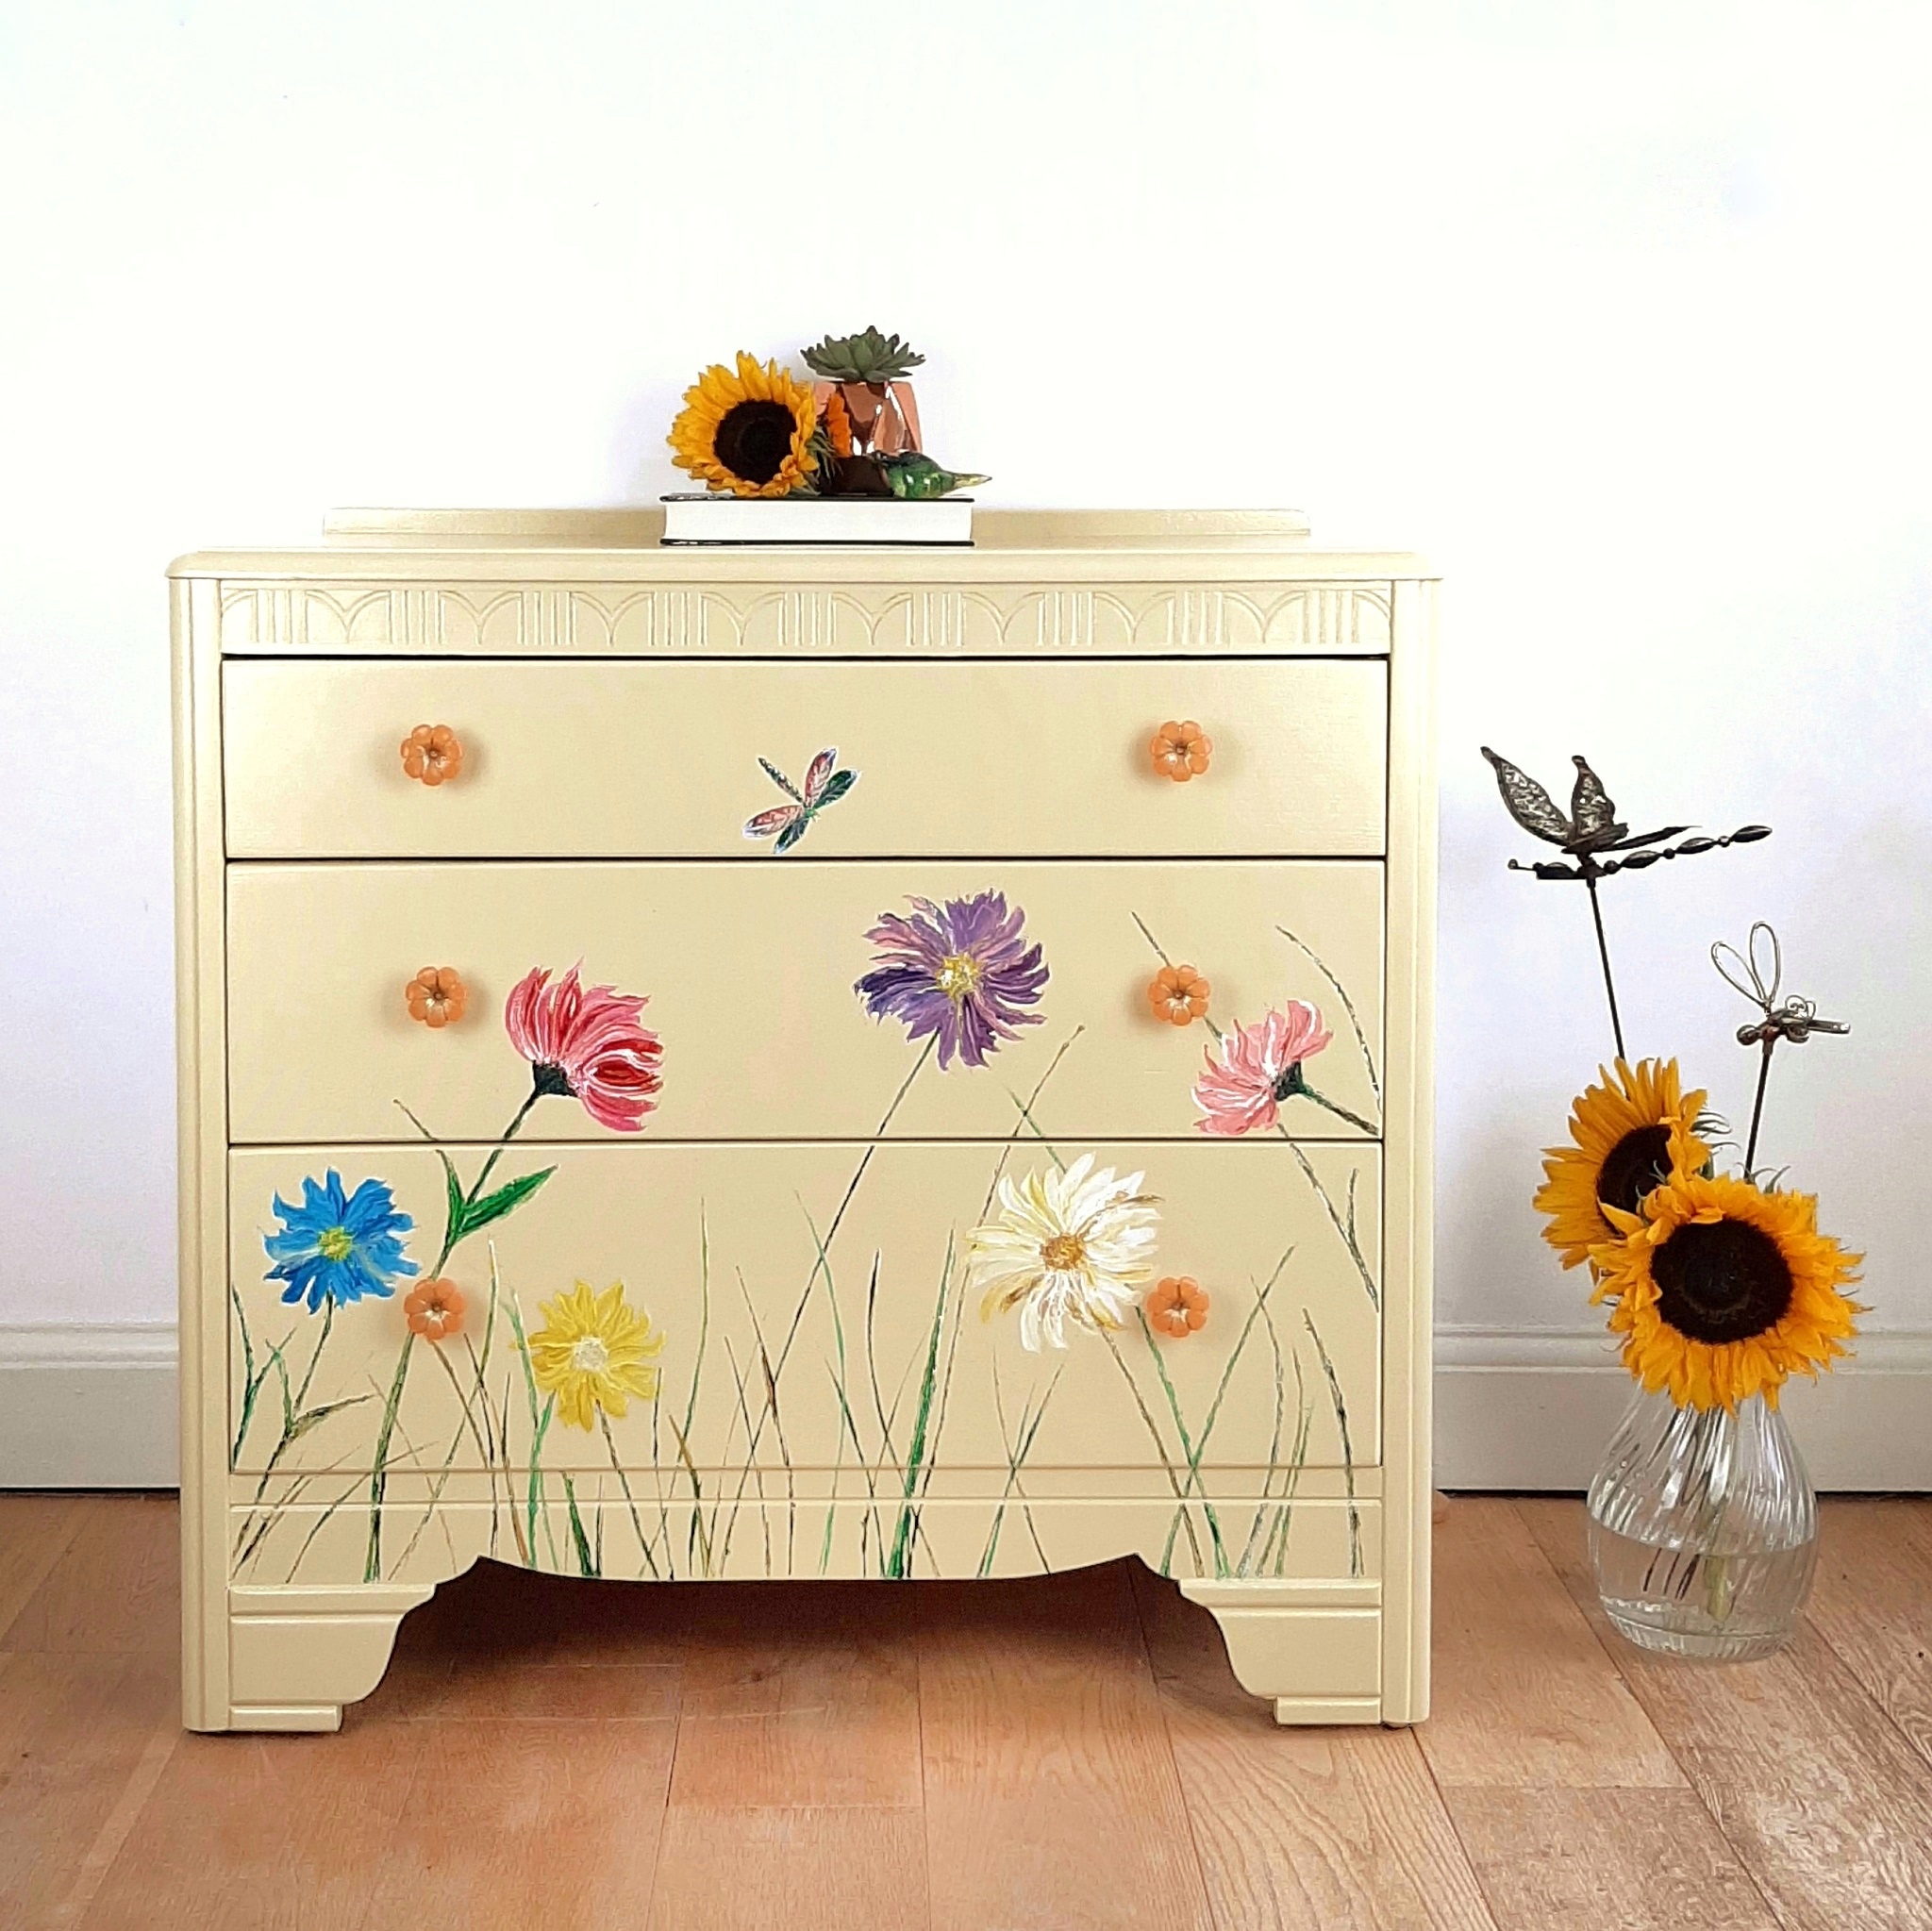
[225,1139,1383,1590]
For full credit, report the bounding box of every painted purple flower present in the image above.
[856,891,1048,1069]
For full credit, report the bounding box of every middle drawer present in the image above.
[226,859,1386,1143]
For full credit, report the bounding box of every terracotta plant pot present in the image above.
[815,378,923,457]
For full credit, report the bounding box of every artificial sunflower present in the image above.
[1534,1057,1708,1270]
[527,1279,666,1430]
[1591,1124,1861,1411]
[668,353,818,498]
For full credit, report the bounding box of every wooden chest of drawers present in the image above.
[171,508,1437,1731]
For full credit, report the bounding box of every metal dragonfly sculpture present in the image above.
[1480,746,1772,1058]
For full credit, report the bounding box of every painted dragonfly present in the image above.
[742,747,859,853]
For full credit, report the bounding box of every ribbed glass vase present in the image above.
[1587,1387,1817,1660]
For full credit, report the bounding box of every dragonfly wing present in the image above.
[1481,747,1573,844]
[802,748,838,806]
[774,811,813,852]
[758,757,806,805]
[744,804,803,841]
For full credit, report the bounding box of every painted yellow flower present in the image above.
[668,353,818,498]
[527,1279,666,1431]
[1534,1057,1708,1270]
[968,1153,1160,1352]
[1591,1125,1861,1411]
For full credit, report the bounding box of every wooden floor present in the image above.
[2,1496,1929,1928]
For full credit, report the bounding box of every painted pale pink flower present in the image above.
[505,965,663,1132]
[1192,1002,1333,1137]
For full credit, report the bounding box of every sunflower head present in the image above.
[1534,1057,1709,1270]
[1591,1125,1862,1411]
[669,354,818,498]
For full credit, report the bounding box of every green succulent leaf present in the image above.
[800,325,925,383]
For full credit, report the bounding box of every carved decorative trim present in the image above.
[218,580,1393,656]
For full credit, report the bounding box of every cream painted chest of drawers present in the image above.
[171,508,1437,1732]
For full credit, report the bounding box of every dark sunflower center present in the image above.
[1650,1219,1794,1344]
[712,400,796,486]
[1595,1124,1674,1217]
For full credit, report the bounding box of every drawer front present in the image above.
[222,658,1388,858]
[225,859,1385,1144]
[226,1140,1382,1585]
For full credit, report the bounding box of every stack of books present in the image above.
[659,493,974,546]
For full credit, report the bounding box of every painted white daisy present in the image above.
[969,1154,1161,1352]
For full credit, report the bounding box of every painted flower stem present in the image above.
[458,1088,542,1238]
[1298,1083,1380,1138]
[1102,1328,1207,1573]
[367,1091,551,1583]
[362,1332,416,1582]
[1276,1125,1379,1311]
[1305,1309,1363,1578]
[600,1410,660,1578]
[736,1035,938,1481]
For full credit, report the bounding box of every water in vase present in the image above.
[1588,1388,1817,1662]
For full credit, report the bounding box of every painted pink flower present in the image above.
[505,965,663,1133]
[1192,1002,1333,1137]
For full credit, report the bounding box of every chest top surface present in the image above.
[173,508,1432,661]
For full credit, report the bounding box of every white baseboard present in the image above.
[1,1323,1925,1493]
[0,1325,178,1488]
[1435,1326,1932,1492]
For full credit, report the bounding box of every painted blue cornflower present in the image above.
[264,1170,419,1313]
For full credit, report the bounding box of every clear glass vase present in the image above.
[1587,1387,1817,1660]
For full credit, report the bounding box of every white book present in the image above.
[659,492,974,546]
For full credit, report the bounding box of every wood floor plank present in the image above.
[1,1492,178,1655]
[669,1580,923,1808]
[1421,1497,1680,1790]
[356,1717,677,1930]
[1444,1788,1780,1931]
[1519,1496,1932,1931]
[918,1561,1213,1931]
[76,1721,426,1930]
[1132,1563,1498,1931]
[649,1805,929,1931]
[1805,1498,1932,1767]
[0,1650,178,1930]
[0,1493,88,1640]
[382,1559,692,1723]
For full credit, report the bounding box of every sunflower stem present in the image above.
[1743,1037,1776,1178]
[1586,872,1626,1061]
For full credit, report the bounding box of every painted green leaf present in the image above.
[288,1391,375,1441]
[452,1165,558,1244]
[438,1149,465,1252]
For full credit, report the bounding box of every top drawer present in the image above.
[222,658,1388,859]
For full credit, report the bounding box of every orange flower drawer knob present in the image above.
[400,723,464,786]
[406,966,468,1028]
[1148,963,1210,1026]
[1150,719,1212,781]
[1148,1276,1210,1338]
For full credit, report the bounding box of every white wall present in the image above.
[2,6,1927,1438]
